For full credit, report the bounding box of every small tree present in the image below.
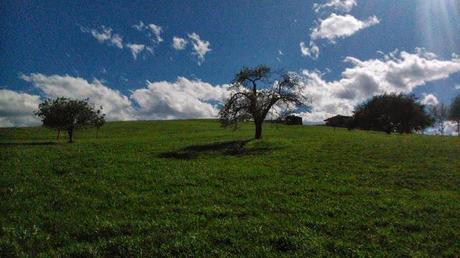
[92,106,106,138]
[429,103,449,135]
[35,97,103,143]
[219,65,308,139]
[449,95,460,136]
[349,94,434,134]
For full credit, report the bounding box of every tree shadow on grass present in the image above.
[0,141,57,147]
[159,139,277,160]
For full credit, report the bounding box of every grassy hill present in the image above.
[1,120,459,256]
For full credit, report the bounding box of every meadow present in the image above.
[1,120,459,256]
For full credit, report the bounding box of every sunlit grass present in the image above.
[1,120,459,256]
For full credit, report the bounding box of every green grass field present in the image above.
[1,120,459,257]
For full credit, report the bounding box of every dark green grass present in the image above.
[1,120,459,257]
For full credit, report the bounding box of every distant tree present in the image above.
[35,97,104,143]
[92,106,106,138]
[219,65,308,139]
[429,103,449,135]
[449,95,460,136]
[349,94,434,134]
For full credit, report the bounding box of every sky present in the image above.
[1,0,460,132]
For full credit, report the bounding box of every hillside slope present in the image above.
[1,120,459,256]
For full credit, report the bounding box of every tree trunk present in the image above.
[255,121,263,139]
[67,128,74,143]
[56,130,60,141]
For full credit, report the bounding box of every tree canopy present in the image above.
[449,95,460,136]
[35,97,104,142]
[348,94,434,134]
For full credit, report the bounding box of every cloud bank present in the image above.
[20,73,135,121]
[298,49,460,123]
[0,90,41,127]
[131,77,229,120]
[2,49,459,132]
[1,74,229,127]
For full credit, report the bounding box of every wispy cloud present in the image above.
[133,21,163,44]
[300,41,320,59]
[80,25,123,49]
[172,36,188,50]
[313,0,357,13]
[188,33,211,65]
[126,43,146,60]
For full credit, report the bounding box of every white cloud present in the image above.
[313,0,357,13]
[302,1,380,60]
[311,14,380,42]
[300,41,320,59]
[133,21,163,44]
[421,93,439,106]
[188,32,212,65]
[455,84,460,90]
[81,25,123,49]
[425,121,459,136]
[298,49,460,123]
[444,121,459,136]
[172,37,188,50]
[146,46,154,54]
[131,77,229,119]
[148,24,163,43]
[0,90,41,127]
[20,73,135,121]
[132,21,144,31]
[126,43,145,60]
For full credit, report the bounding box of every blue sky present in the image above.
[1,0,460,129]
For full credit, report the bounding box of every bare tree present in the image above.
[429,103,449,135]
[219,65,308,139]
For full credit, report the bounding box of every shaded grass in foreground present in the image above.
[1,120,459,256]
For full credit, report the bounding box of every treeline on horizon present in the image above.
[32,66,460,143]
